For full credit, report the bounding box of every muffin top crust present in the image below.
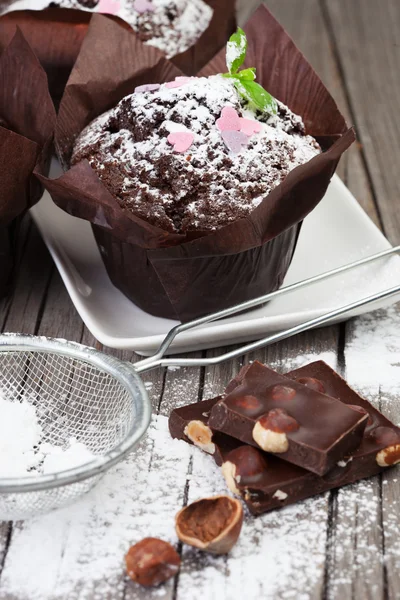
[72,74,320,234]
[41,0,214,58]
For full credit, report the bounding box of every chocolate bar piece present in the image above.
[169,397,240,466]
[208,361,368,476]
[288,361,400,469]
[169,361,400,515]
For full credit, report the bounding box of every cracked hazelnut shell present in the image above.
[175,495,243,555]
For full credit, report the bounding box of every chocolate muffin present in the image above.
[71,74,320,235]
[45,10,354,321]
[38,0,214,58]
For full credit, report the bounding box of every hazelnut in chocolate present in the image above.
[208,361,368,476]
[170,361,400,515]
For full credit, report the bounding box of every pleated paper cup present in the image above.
[40,7,355,321]
[0,30,55,298]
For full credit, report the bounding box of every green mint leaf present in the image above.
[236,68,256,82]
[234,80,278,115]
[226,27,247,75]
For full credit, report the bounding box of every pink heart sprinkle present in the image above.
[175,76,196,82]
[222,130,249,154]
[216,106,241,132]
[133,0,154,13]
[135,83,161,93]
[97,0,120,14]
[168,132,194,153]
[240,118,262,137]
[165,77,192,89]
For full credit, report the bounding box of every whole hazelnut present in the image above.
[125,538,180,587]
[252,408,299,453]
[369,426,400,446]
[175,495,243,555]
[184,420,215,454]
[376,444,400,467]
[221,446,268,495]
[296,377,326,393]
[228,394,264,417]
[269,385,296,401]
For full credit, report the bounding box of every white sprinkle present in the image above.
[273,490,288,501]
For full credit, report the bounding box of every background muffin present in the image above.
[47,0,214,58]
[0,31,55,299]
[0,0,234,104]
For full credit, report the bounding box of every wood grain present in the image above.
[267,0,380,225]
[323,0,400,241]
[0,0,398,598]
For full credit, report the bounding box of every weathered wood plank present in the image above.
[1,219,53,335]
[266,0,380,226]
[322,0,400,241]
[343,307,400,600]
[237,0,260,25]
[320,2,400,598]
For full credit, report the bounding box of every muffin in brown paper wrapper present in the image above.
[40,7,355,322]
[0,30,56,299]
[0,0,235,105]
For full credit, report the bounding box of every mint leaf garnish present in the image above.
[237,68,256,82]
[234,80,277,114]
[226,27,247,75]
[223,28,277,116]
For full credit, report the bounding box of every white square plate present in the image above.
[31,163,400,355]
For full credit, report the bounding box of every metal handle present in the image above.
[134,245,400,373]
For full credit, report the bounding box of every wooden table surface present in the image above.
[1,0,400,598]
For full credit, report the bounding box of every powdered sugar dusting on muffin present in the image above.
[71,75,320,234]
[41,0,213,58]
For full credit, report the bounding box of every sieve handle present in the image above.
[134,246,400,373]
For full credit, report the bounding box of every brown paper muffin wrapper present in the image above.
[0,30,56,298]
[0,8,92,106]
[40,7,355,322]
[0,0,235,105]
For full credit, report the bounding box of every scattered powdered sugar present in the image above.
[329,304,400,596]
[179,441,328,600]
[345,305,400,392]
[1,417,189,600]
[1,416,329,600]
[40,440,95,474]
[272,351,338,373]
[0,393,95,478]
[1,0,213,58]
[72,74,320,234]
[3,308,400,597]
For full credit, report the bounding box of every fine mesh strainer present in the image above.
[1,245,400,521]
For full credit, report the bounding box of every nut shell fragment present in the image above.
[125,537,180,587]
[175,495,243,555]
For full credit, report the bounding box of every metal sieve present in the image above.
[0,245,400,521]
